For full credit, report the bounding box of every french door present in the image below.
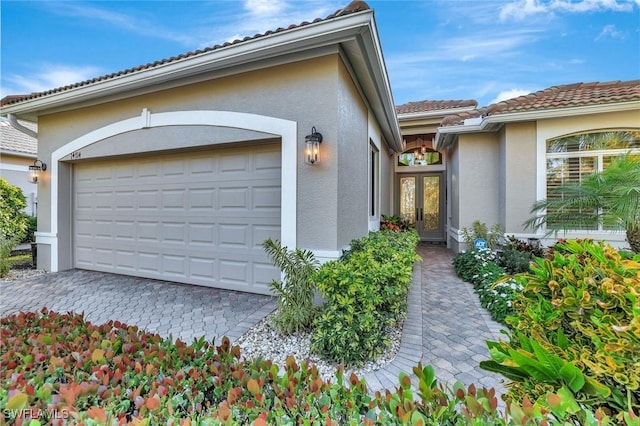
[399,172,445,241]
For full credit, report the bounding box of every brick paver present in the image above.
[364,243,508,396]
[1,243,508,397]
[0,269,275,343]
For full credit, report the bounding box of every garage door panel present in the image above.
[73,144,280,294]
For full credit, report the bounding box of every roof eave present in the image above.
[440,101,640,134]
[435,101,640,150]
[398,105,477,121]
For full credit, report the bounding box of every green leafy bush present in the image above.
[312,230,419,366]
[263,238,318,334]
[461,220,504,250]
[380,214,413,232]
[0,178,28,243]
[19,215,37,244]
[0,238,14,277]
[481,239,640,423]
[497,236,545,274]
[453,249,521,324]
[2,309,628,425]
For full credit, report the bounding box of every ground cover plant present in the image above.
[481,239,640,424]
[1,309,629,425]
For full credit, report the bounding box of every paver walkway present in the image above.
[0,269,275,343]
[363,243,508,395]
[1,243,508,396]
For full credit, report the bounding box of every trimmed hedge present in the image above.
[311,230,420,366]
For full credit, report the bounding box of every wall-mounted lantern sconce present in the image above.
[28,160,47,184]
[304,127,323,165]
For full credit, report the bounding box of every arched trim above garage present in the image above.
[39,109,297,272]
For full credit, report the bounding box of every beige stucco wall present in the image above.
[34,53,384,270]
[500,122,537,233]
[455,133,500,250]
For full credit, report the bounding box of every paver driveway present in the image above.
[0,269,275,343]
[1,244,508,396]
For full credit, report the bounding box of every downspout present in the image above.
[7,114,38,139]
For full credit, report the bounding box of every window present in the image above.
[545,130,640,230]
[370,141,379,217]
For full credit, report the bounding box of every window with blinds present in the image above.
[545,130,640,231]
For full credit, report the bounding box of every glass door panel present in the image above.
[399,176,416,224]
[398,172,445,241]
[422,176,440,231]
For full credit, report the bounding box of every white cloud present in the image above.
[490,88,532,104]
[3,64,102,94]
[500,0,637,21]
[596,24,625,39]
[244,0,287,17]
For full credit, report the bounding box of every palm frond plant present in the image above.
[263,238,319,334]
[525,154,640,252]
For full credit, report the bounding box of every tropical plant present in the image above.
[461,220,504,250]
[525,153,640,253]
[262,238,319,334]
[481,239,640,423]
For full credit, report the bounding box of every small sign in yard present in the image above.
[473,238,488,250]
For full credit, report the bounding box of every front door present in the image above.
[399,173,445,241]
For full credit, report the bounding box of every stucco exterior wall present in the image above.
[33,53,388,270]
[448,142,460,250]
[456,133,500,250]
[501,122,537,233]
[336,61,369,249]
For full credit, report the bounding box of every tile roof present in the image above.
[441,80,640,126]
[0,119,37,156]
[395,99,477,115]
[0,1,371,107]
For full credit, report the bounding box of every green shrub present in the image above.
[461,220,504,250]
[19,215,37,244]
[0,238,14,277]
[312,230,419,366]
[0,178,28,243]
[453,249,521,324]
[498,247,532,274]
[263,238,318,334]
[481,239,640,423]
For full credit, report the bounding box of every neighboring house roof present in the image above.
[441,80,640,126]
[396,100,477,115]
[0,118,37,157]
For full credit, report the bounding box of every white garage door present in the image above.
[73,144,281,294]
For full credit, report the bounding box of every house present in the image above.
[1,0,638,295]
[0,1,402,294]
[433,80,640,252]
[0,116,38,216]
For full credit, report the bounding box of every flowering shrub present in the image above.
[453,249,521,324]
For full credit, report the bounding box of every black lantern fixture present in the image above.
[304,127,323,165]
[28,159,47,184]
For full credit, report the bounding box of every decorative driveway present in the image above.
[0,269,275,343]
[1,244,507,395]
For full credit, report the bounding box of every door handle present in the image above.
[416,208,419,222]
[419,207,423,221]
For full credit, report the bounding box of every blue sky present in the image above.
[1,0,639,107]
